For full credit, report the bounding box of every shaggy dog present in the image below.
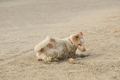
[34,32,86,63]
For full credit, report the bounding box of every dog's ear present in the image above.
[72,34,79,41]
[79,32,83,37]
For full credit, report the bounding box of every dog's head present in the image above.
[70,32,86,52]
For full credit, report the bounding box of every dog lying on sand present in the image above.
[34,32,86,63]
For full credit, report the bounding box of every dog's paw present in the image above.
[68,58,75,64]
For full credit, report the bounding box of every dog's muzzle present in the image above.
[78,44,86,52]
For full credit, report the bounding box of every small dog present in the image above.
[34,32,86,63]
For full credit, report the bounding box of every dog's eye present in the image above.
[76,36,78,39]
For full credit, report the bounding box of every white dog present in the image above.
[34,32,86,63]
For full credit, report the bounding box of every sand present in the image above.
[0,0,120,80]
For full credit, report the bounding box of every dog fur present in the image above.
[34,32,86,63]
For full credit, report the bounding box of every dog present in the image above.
[34,32,86,63]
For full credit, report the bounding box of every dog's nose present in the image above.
[82,48,86,52]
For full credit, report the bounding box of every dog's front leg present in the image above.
[75,54,89,58]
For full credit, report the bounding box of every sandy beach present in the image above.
[0,0,120,80]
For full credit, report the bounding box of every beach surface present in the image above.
[0,0,120,80]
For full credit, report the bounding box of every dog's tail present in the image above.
[34,36,50,53]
